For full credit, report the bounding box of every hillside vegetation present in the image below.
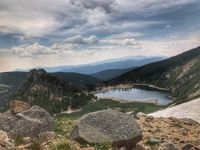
[91,67,135,81]
[11,69,95,114]
[110,46,200,103]
[0,71,100,108]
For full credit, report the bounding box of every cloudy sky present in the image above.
[0,0,200,72]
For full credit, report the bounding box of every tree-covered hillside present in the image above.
[110,46,200,103]
[12,69,95,114]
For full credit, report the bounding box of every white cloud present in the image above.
[12,43,59,57]
[121,38,138,46]
[65,35,99,45]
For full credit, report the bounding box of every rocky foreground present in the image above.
[136,113,200,150]
[0,100,199,150]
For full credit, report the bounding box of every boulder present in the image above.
[149,137,161,144]
[9,100,31,114]
[0,105,54,138]
[70,109,142,149]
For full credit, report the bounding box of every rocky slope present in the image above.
[149,98,200,123]
[110,46,200,103]
[0,71,100,109]
[137,114,200,150]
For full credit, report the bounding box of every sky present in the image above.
[0,0,200,72]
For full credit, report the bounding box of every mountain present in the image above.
[16,56,165,74]
[0,72,27,108]
[59,57,164,74]
[91,67,135,81]
[11,69,95,114]
[0,71,100,108]
[110,46,200,103]
[52,72,100,88]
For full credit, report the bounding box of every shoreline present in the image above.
[92,83,174,106]
[97,96,160,105]
[92,83,170,94]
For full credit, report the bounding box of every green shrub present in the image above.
[14,135,24,146]
[49,139,77,150]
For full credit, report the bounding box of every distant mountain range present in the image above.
[110,46,200,103]
[91,67,135,81]
[16,56,165,74]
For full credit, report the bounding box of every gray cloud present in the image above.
[69,0,118,14]
[0,0,199,72]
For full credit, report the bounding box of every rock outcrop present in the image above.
[9,100,31,114]
[70,109,142,149]
[12,69,92,114]
[0,103,54,138]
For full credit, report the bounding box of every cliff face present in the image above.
[12,69,93,114]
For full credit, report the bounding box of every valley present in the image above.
[1,1,200,149]
[0,47,199,150]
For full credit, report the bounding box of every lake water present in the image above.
[95,88,172,105]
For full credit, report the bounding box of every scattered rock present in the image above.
[159,142,180,150]
[23,137,32,145]
[136,112,146,119]
[145,116,154,122]
[149,137,161,144]
[126,111,135,115]
[137,116,200,150]
[182,144,199,150]
[9,100,31,114]
[0,140,15,150]
[38,132,56,144]
[70,109,142,149]
[179,118,198,126]
[0,130,9,141]
[0,130,15,150]
[0,105,54,138]
[135,144,147,150]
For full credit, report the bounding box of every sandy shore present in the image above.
[97,96,159,105]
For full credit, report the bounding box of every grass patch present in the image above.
[49,139,78,150]
[56,99,162,120]
[14,135,24,146]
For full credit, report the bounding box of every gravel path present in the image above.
[148,98,200,123]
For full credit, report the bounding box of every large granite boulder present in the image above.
[0,105,54,138]
[9,100,31,114]
[70,109,142,149]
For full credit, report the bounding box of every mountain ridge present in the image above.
[109,46,200,103]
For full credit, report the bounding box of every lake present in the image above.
[95,87,172,105]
